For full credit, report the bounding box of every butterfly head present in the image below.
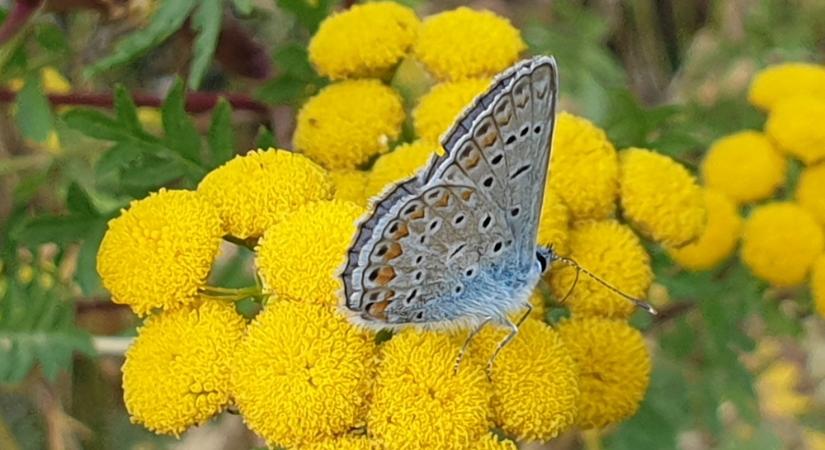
[536,245,557,274]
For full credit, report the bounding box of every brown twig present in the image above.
[652,300,696,326]
[0,0,43,46]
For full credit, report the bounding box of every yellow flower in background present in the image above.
[365,140,439,197]
[667,189,742,271]
[538,186,570,256]
[549,220,652,320]
[811,255,825,319]
[549,113,618,220]
[557,317,651,430]
[748,62,825,111]
[256,200,364,305]
[8,66,72,93]
[474,433,518,450]
[309,1,420,80]
[701,131,787,204]
[297,435,380,450]
[466,319,579,442]
[97,189,222,316]
[368,330,492,450]
[412,78,491,142]
[756,360,811,419]
[741,202,824,286]
[796,163,825,225]
[294,79,405,170]
[766,96,825,165]
[198,148,333,239]
[619,148,705,247]
[804,429,825,450]
[122,300,245,436]
[413,7,525,81]
[232,301,376,448]
[330,169,370,206]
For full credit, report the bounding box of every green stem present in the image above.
[199,285,264,301]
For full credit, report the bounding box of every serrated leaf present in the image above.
[114,85,142,134]
[95,142,143,177]
[13,215,101,246]
[66,182,97,217]
[15,71,54,142]
[162,80,202,163]
[63,108,133,141]
[188,0,223,89]
[84,0,198,77]
[120,156,188,195]
[207,99,234,167]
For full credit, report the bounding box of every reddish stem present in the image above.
[0,0,43,45]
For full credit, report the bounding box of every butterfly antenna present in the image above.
[555,256,657,315]
[558,264,580,305]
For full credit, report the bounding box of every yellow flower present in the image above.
[294,80,405,170]
[804,428,825,450]
[8,67,71,94]
[765,96,825,165]
[256,200,364,305]
[549,113,618,220]
[331,169,370,206]
[557,317,651,430]
[413,7,525,81]
[232,301,376,448]
[309,1,420,80]
[756,361,811,419]
[538,186,570,256]
[97,189,222,316]
[549,220,652,320]
[667,189,742,271]
[474,433,518,450]
[198,148,333,239]
[412,79,491,143]
[700,131,787,204]
[368,330,492,450]
[365,140,439,198]
[741,202,824,286]
[466,319,579,442]
[796,163,825,226]
[122,300,245,436]
[297,435,380,450]
[810,255,825,319]
[619,148,705,247]
[748,62,825,111]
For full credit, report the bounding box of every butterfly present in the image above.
[340,56,654,369]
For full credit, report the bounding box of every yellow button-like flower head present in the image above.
[557,317,651,429]
[256,200,364,305]
[365,140,440,198]
[331,169,370,206]
[97,189,222,316]
[413,7,525,81]
[549,113,618,220]
[741,202,824,286]
[474,433,518,450]
[667,189,742,271]
[294,80,405,170]
[368,330,492,450]
[538,186,570,256]
[701,131,787,204]
[413,78,491,143]
[122,300,245,435]
[796,163,825,225]
[297,435,381,450]
[549,220,651,319]
[232,301,376,448]
[198,148,333,239]
[309,1,420,80]
[620,148,705,247]
[748,63,825,111]
[766,96,825,165]
[811,255,825,319]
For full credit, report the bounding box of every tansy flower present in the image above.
[557,317,651,429]
[810,255,825,319]
[122,300,245,435]
[619,148,705,247]
[804,429,825,450]
[198,148,333,239]
[309,1,420,80]
[256,200,364,305]
[475,433,518,449]
[331,169,370,206]
[412,79,491,143]
[796,163,825,225]
[465,319,579,441]
[294,80,405,170]
[756,361,811,419]
[413,7,525,81]
[232,301,376,448]
[368,330,492,450]
[700,131,787,204]
[741,202,824,286]
[365,140,439,198]
[97,189,222,316]
[748,62,825,111]
[297,435,380,450]
[8,66,72,94]
[667,189,742,271]
[549,113,618,220]
[549,220,652,320]
[765,96,825,165]
[538,186,570,256]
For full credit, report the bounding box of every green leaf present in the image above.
[207,99,234,167]
[15,71,54,142]
[85,0,199,77]
[76,222,107,295]
[114,85,142,134]
[256,75,310,105]
[13,215,101,246]
[254,126,277,149]
[63,108,133,141]
[34,23,69,53]
[232,0,254,15]
[188,0,223,89]
[162,80,202,163]
[276,0,335,31]
[120,156,188,195]
[94,142,142,177]
[66,182,98,217]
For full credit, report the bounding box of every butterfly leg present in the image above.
[486,303,532,378]
[454,317,493,374]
